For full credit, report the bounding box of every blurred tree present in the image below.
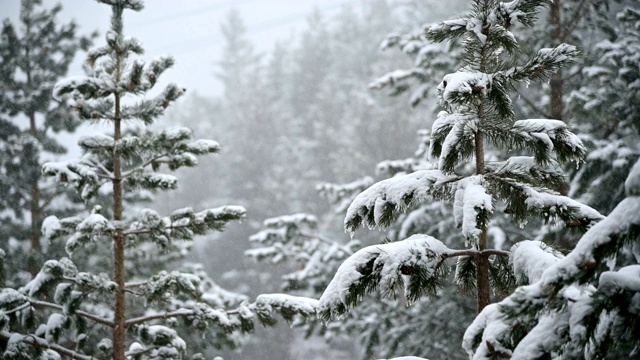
[0,0,94,280]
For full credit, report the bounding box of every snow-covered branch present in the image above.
[0,330,96,360]
[9,298,115,328]
[344,170,453,232]
[125,308,194,327]
[317,234,510,320]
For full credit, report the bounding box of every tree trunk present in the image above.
[549,0,563,120]
[112,64,126,360]
[474,130,490,313]
[25,30,41,276]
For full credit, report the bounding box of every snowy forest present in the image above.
[1,0,639,359]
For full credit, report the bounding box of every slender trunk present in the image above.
[474,129,490,313]
[112,59,126,360]
[474,40,491,313]
[28,112,41,276]
[25,26,41,276]
[549,0,563,120]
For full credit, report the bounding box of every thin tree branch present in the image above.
[125,306,242,328]
[124,308,194,327]
[27,299,115,327]
[0,330,97,360]
[517,91,553,119]
[121,152,172,179]
[559,0,589,43]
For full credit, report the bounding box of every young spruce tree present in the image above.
[312,0,602,345]
[0,0,93,280]
[0,1,310,359]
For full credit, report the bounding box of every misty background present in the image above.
[1,0,467,358]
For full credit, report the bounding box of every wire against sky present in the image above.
[128,0,258,28]
[147,0,350,55]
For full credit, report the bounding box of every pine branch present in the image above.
[0,330,97,360]
[25,298,114,327]
[125,308,193,327]
[318,234,510,320]
[121,152,172,178]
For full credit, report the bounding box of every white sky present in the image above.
[1,0,353,96]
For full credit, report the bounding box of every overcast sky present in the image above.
[1,0,353,96]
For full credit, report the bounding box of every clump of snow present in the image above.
[186,139,220,153]
[437,71,491,105]
[598,265,640,296]
[255,294,319,316]
[461,177,493,246]
[162,127,192,141]
[625,158,640,196]
[318,234,450,317]
[462,303,512,359]
[42,216,61,241]
[345,170,451,232]
[52,76,109,100]
[76,213,113,233]
[513,119,567,132]
[522,185,604,223]
[466,17,486,44]
[510,313,565,359]
[510,240,563,285]
[78,133,114,149]
[487,226,506,250]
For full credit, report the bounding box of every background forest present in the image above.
[1,0,639,359]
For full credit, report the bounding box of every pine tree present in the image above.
[245,1,605,359]
[0,0,94,280]
[317,0,600,318]
[291,2,607,360]
[463,7,640,359]
[0,1,311,359]
[464,157,640,359]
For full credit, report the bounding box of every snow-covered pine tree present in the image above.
[0,0,93,280]
[464,157,640,359]
[0,1,315,359]
[316,0,604,338]
[462,6,640,359]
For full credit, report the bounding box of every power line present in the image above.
[147,0,349,55]
[128,0,258,28]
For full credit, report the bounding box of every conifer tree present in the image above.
[464,157,640,359]
[317,0,601,320]
[0,1,311,359]
[0,0,93,280]
[248,1,606,359]
[463,7,640,359]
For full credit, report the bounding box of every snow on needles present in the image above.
[255,294,319,316]
[344,170,451,232]
[509,240,563,285]
[437,71,490,105]
[318,234,450,318]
